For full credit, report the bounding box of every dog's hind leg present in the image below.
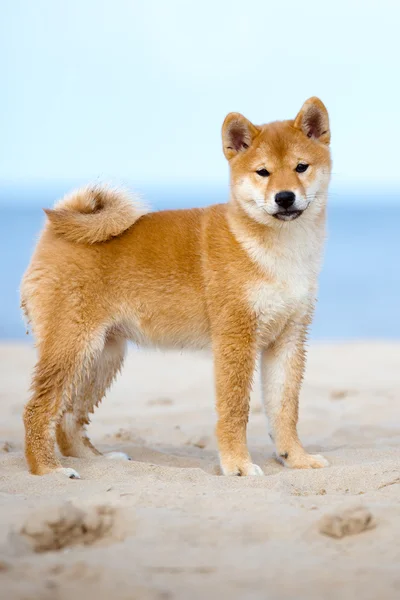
[24,327,106,478]
[56,333,128,461]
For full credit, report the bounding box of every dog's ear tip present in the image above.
[223,111,245,124]
[304,96,325,107]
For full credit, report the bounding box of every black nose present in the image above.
[275,191,295,209]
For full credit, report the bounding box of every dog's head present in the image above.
[222,97,331,224]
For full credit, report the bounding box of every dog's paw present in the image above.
[104,451,131,461]
[55,467,81,479]
[222,462,264,477]
[246,463,264,476]
[276,452,329,469]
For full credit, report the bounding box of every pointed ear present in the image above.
[222,113,260,160]
[294,97,330,145]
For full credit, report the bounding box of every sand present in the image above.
[0,342,399,600]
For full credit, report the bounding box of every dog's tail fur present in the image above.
[44,185,147,244]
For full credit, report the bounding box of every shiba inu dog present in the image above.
[21,97,331,478]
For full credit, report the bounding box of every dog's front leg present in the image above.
[213,325,263,476]
[261,318,329,469]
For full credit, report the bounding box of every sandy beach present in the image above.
[1,342,399,599]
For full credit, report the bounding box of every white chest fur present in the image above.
[241,222,324,345]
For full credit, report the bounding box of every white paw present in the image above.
[310,454,330,467]
[104,451,131,461]
[247,463,264,476]
[55,467,81,479]
[222,462,264,477]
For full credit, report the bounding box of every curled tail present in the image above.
[44,185,147,244]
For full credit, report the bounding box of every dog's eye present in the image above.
[295,163,309,173]
[256,168,270,177]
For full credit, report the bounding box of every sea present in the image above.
[1,183,399,340]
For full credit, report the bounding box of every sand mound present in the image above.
[319,505,376,538]
[10,498,126,553]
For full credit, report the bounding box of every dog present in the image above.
[21,97,331,478]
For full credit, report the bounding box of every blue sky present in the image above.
[1,0,400,194]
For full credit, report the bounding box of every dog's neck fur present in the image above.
[226,193,327,280]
